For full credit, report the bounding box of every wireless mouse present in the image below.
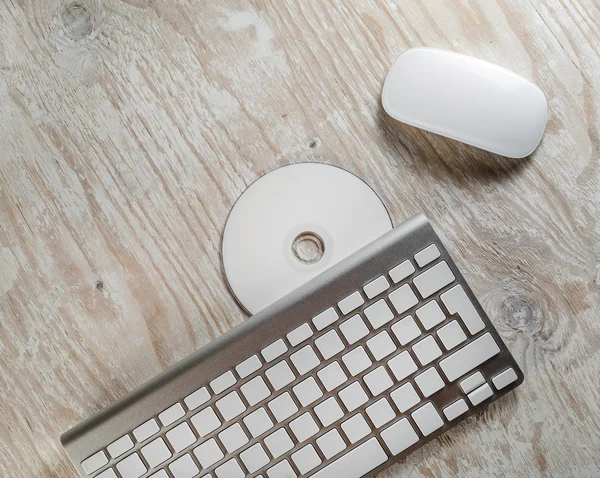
[382,48,548,158]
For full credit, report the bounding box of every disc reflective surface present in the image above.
[222,163,393,314]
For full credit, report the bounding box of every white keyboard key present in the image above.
[292,444,322,474]
[240,443,270,473]
[315,330,345,359]
[413,261,455,298]
[415,300,446,330]
[439,333,500,381]
[313,307,339,330]
[338,291,365,315]
[388,284,419,315]
[311,437,387,478]
[317,361,348,391]
[341,413,371,443]
[414,244,441,267]
[437,320,467,350]
[339,381,368,412]
[363,275,390,299]
[342,346,372,376]
[81,451,108,474]
[468,383,494,405]
[460,371,485,394]
[267,459,296,478]
[364,366,394,396]
[390,382,420,413]
[215,458,244,478]
[340,314,369,344]
[190,406,221,437]
[290,345,321,375]
[147,471,168,478]
[132,419,159,442]
[107,435,133,458]
[169,454,198,478]
[159,402,185,427]
[241,376,271,406]
[391,315,422,345]
[411,402,444,436]
[184,386,210,411]
[314,397,344,427]
[381,417,419,455]
[268,392,298,421]
[440,285,485,334]
[116,453,147,478]
[236,355,262,378]
[218,423,248,453]
[443,399,469,421]
[265,360,295,390]
[210,370,236,394]
[316,429,347,459]
[364,299,394,329]
[264,428,294,458]
[216,390,246,421]
[244,407,274,437]
[366,398,396,428]
[97,470,118,478]
[415,367,445,397]
[289,412,319,442]
[492,367,518,390]
[366,331,396,360]
[387,351,418,381]
[293,376,323,407]
[287,323,313,346]
[389,260,415,283]
[412,335,442,366]
[141,437,172,468]
[262,339,288,363]
[193,438,224,468]
[166,422,196,453]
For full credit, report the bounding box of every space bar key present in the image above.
[310,438,388,478]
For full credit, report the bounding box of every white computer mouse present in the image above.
[382,47,548,158]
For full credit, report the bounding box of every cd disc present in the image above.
[222,163,393,314]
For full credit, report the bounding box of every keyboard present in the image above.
[62,214,523,478]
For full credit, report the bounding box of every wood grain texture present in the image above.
[0,0,599,476]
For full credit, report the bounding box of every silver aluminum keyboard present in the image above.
[62,214,523,478]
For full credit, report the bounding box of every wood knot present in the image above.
[60,1,102,40]
[484,284,544,335]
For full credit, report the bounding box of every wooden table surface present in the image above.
[1,0,599,476]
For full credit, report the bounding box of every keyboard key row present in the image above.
[112,331,490,476]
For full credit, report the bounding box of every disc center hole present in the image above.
[292,232,325,265]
